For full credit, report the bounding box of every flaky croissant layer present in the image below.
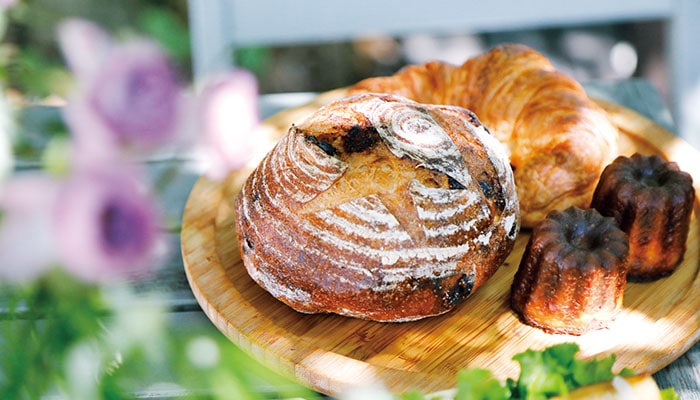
[350,43,619,227]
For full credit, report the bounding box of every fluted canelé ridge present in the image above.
[592,153,695,280]
[511,206,629,335]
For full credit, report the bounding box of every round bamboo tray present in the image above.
[182,90,700,397]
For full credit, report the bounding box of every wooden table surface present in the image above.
[6,78,699,398]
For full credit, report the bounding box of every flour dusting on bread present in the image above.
[235,93,520,321]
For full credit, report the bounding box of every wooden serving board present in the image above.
[181,90,700,397]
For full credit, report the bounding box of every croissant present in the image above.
[349,44,619,227]
[235,93,520,322]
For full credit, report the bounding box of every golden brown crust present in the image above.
[510,207,629,335]
[349,43,619,227]
[591,153,695,281]
[235,93,520,322]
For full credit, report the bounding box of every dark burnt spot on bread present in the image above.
[478,179,506,211]
[509,221,518,238]
[440,272,475,308]
[495,190,506,212]
[342,125,380,154]
[447,175,466,190]
[304,134,338,157]
[478,179,494,198]
[243,233,254,253]
[463,109,483,129]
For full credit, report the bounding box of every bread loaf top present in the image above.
[235,93,520,321]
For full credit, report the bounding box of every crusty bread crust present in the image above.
[235,93,519,321]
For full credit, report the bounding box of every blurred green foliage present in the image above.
[0,3,325,399]
[0,0,191,100]
[1,269,322,399]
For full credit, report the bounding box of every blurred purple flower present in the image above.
[196,69,262,180]
[0,0,18,11]
[87,42,181,146]
[53,167,162,282]
[0,173,60,282]
[58,19,184,163]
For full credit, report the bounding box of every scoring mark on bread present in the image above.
[296,95,507,250]
[354,95,472,189]
[235,93,522,320]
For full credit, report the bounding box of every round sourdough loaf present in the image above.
[234,93,520,321]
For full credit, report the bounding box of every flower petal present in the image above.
[196,69,263,180]
[0,0,18,11]
[61,27,184,159]
[88,41,181,148]
[0,173,60,282]
[57,18,113,78]
[53,167,162,282]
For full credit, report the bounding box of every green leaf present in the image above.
[661,387,680,400]
[41,136,71,176]
[136,6,190,64]
[396,389,428,400]
[455,368,510,400]
[509,343,639,400]
[10,47,72,99]
[570,353,616,387]
[512,345,572,399]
